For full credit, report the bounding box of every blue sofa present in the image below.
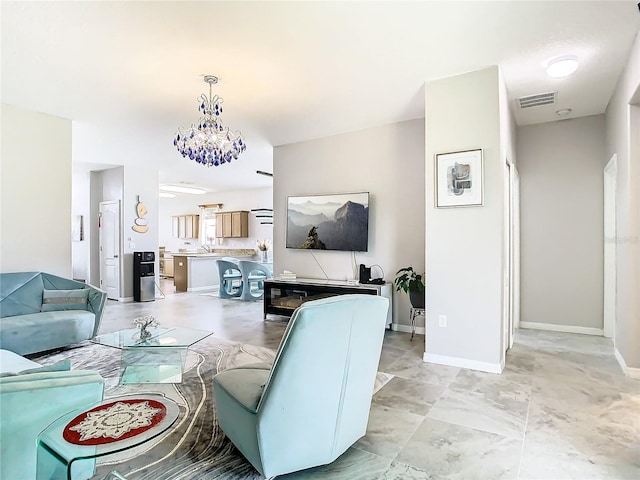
[213,294,390,477]
[0,272,107,355]
[0,348,104,480]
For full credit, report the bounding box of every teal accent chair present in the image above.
[213,294,389,478]
[0,349,104,480]
[216,259,243,298]
[237,260,273,301]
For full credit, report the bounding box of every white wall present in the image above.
[425,67,505,373]
[605,31,640,370]
[518,115,606,332]
[122,166,159,299]
[158,187,273,254]
[273,119,425,329]
[87,166,159,300]
[1,104,72,276]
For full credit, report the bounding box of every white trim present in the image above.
[614,348,640,379]
[423,352,503,374]
[520,321,603,336]
[614,348,626,372]
[391,324,426,335]
[626,368,640,380]
[187,285,217,292]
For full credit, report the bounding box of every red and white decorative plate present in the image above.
[63,398,167,445]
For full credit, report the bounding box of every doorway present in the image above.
[603,155,617,339]
[99,200,121,300]
[503,160,519,358]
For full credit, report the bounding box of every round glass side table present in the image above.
[36,394,179,480]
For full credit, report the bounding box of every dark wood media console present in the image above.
[263,278,393,327]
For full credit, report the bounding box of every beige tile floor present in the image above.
[99,284,640,479]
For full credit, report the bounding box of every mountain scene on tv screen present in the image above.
[287,195,369,251]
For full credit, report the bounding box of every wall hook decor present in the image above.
[132,195,149,234]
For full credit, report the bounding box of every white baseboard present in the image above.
[520,321,603,336]
[423,352,503,374]
[391,324,426,335]
[187,285,217,292]
[627,367,640,380]
[614,348,640,379]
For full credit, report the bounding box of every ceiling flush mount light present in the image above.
[556,108,572,116]
[546,55,579,78]
[159,185,207,195]
[173,75,246,167]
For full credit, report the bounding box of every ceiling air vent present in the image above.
[518,91,557,109]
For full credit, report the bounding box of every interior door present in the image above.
[513,168,521,335]
[503,160,516,356]
[508,164,518,349]
[603,155,617,338]
[99,200,121,300]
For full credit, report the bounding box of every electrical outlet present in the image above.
[438,314,447,327]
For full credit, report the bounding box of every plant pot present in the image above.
[409,290,425,309]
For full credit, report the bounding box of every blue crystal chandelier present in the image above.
[173,75,246,167]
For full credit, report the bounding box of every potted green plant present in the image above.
[394,267,425,309]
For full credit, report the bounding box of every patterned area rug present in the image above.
[32,336,393,479]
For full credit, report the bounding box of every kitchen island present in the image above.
[172,249,257,292]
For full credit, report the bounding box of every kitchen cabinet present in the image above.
[215,211,249,238]
[173,256,188,292]
[172,214,199,239]
[161,254,174,277]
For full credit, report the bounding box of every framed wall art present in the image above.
[435,149,483,208]
[72,215,84,241]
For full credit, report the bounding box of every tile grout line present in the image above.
[516,382,533,480]
[382,376,453,476]
[354,401,430,475]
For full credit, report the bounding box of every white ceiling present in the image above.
[2,1,639,193]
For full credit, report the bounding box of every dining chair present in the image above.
[237,260,272,301]
[216,259,243,298]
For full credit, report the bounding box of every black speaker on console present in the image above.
[359,264,371,284]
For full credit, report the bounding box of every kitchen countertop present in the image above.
[171,248,257,258]
[172,253,256,258]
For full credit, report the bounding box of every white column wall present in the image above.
[1,104,72,276]
[424,67,505,373]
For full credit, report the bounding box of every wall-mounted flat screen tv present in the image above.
[286,192,369,251]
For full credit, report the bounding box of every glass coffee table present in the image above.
[36,394,179,480]
[92,327,212,384]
